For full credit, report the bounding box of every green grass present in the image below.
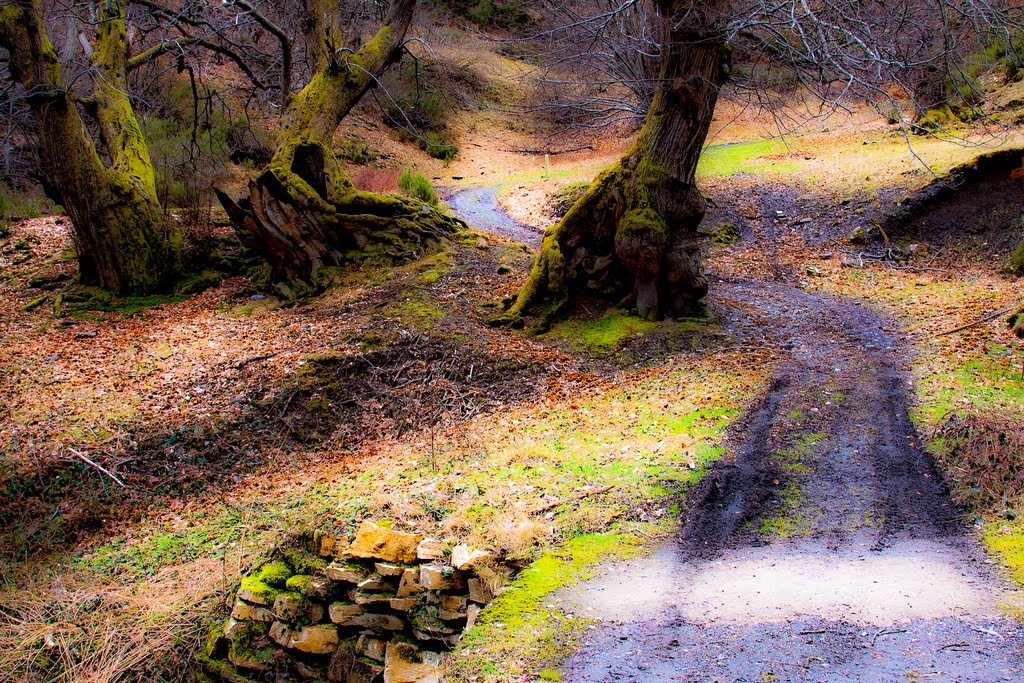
[983,519,1024,587]
[398,167,440,207]
[697,139,802,178]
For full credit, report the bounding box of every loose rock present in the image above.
[231,599,275,622]
[416,538,446,561]
[419,565,466,591]
[343,521,423,564]
[384,642,445,683]
[450,544,493,571]
[290,625,340,655]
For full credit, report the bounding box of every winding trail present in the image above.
[446,185,543,246]
[449,187,1024,682]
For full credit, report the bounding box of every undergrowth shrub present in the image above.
[141,74,271,227]
[434,0,531,29]
[381,62,460,162]
[931,410,1024,513]
[337,136,381,165]
[0,183,50,234]
[398,167,439,207]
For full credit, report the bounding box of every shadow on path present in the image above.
[559,281,1024,682]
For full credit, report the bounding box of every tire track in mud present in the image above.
[447,188,1024,681]
[558,281,1024,682]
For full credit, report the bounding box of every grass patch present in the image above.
[697,139,802,178]
[982,519,1024,585]
[398,167,440,208]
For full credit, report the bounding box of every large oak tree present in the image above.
[0,0,176,293]
[216,0,465,292]
[507,0,1023,325]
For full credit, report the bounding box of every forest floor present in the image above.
[3,95,1024,682]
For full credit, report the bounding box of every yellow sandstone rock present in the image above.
[342,521,423,564]
[383,642,445,683]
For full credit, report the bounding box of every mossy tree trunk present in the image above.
[508,0,730,324]
[218,0,463,290]
[0,0,177,294]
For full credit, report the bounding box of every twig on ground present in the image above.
[932,303,1022,338]
[235,353,277,369]
[870,627,907,646]
[973,626,1004,639]
[278,390,298,418]
[66,448,126,488]
[529,485,614,515]
[505,144,594,155]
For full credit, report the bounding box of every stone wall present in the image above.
[199,521,511,683]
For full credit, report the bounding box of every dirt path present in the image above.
[446,185,543,246]
[448,188,1024,681]
[558,281,1024,682]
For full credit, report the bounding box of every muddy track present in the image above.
[680,281,959,558]
[447,187,1024,681]
[559,280,1024,682]
[445,185,543,246]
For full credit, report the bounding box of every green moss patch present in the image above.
[983,519,1024,588]
[449,532,645,682]
[544,310,657,353]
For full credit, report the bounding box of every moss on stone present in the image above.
[711,221,741,246]
[1010,306,1024,339]
[284,549,328,576]
[237,577,279,605]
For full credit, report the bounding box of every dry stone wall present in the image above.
[200,521,511,683]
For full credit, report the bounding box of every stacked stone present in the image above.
[201,521,509,683]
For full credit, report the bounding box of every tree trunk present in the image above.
[218,0,464,291]
[0,0,177,294]
[507,0,730,325]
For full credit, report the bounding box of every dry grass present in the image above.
[487,513,552,561]
[932,410,1024,511]
[0,557,236,683]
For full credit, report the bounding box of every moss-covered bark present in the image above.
[508,0,730,324]
[0,0,176,294]
[219,0,465,289]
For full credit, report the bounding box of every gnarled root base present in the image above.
[217,166,465,296]
[505,149,708,328]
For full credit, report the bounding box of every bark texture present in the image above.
[508,0,730,324]
[218,0,464,289]
[0,0,176,293]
